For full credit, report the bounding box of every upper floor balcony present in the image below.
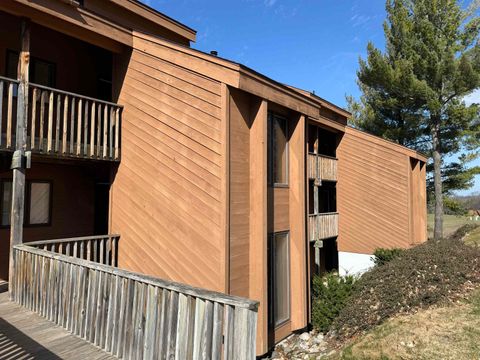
[308,153,337,182]
[0,76,122,162]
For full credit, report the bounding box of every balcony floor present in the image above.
[0,290,115,360]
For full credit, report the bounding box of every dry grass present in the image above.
[332,291,480,360]
[427,214,477,239]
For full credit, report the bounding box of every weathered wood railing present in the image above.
[308,153,338,182]
[11,237,258,359]
[0,76,122,161]
[309,212,339,240]
[26,234,120,267]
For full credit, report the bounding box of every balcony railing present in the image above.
[0,76,122,161]
[11,235,258,360]
[308,153,338,182]
[308,212,339,241]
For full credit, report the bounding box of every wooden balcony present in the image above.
[308,212,339,241]
[0,76,122,161]
[308,153,338,182]
[11,235,258,359]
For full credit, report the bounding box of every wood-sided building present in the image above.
[0,0,427,356]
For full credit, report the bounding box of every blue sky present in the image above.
[143,0,479,194]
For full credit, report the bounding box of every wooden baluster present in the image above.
[59,243,63,255]
[6,82,13,148]
[100,237,105,265]
[66,242,71,257]
[0,81,3,148]
[39,91,46,152]
[96,103,101,158]
[76,98,82,156]
[93,239,98,263]
[115,108,120,160]
[87,239,91,261]
[30,87,37,150]
[47,91,54,152]
[112,236,117,267]
[83,100,88,156]
[109,107,114,159]
[103,105,108,159]
[55,94,61,152]
[62,95,68,154]
[70,97,75,154]
[80,240,85,260]
[73,241,78,258]
[90,102,95,157]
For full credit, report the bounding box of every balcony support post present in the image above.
[9,18,30,299]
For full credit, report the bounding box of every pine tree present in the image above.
[350,0,480,239]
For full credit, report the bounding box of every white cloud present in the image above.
[264,0,277,7]
[464,88,480,106]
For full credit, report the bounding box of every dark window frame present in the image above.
[5,49,57,87]
[0,178,53,228]
[268,111,289,187]
[268,230,291,328]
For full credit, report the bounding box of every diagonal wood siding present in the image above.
[111,47,225,292]
[337,128,418,254]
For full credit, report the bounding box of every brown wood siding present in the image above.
[268,188,289,233]
[337,128,413,254]
[228,88,251,298]
[0,162,96,280]
[111,47,225,292]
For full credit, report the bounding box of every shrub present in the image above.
[311,273,356,333]
[331,224,480,340]
[373,247,404,266]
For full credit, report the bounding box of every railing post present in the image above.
[9,19,30,300]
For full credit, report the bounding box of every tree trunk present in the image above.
[432,124,443,240]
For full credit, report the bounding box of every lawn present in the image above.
[334,291,480,360]
[427,213,477,238]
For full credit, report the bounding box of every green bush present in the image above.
[373,248,404,266]
[311,273,356,333]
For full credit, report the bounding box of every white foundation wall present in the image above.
[338,251,375,276]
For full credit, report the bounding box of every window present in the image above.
[268,112,288,186]
[1,181,12,226]
[6,50,56,87]
[0,180,52,227]
[29,182,51,225]
[269,231,290,327]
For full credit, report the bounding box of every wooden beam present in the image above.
[9,18,30,298]
[249,99,268,355]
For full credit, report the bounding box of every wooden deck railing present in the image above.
[11,236,258,360]
[308,153,338,182]
[0,76,122,161]
[308,212,339,240]
[26,234,120,267]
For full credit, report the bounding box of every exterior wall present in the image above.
[228,92,308,354]
[0,162,96,280]
[111,46,226,292]
[338,251,375,275]
[229,88,251,298]
[337,127,427,255]
[0,12,112,99]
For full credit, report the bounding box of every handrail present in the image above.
[25,234,121,246]
[307,152,338,160]
[309,212,339,217]
[15,243,258,310]
[0,75,19,84]
[30,82,123,109]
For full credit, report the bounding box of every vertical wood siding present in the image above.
[337,128,416,254]
[111,48,224,292]
[228,89,251,298]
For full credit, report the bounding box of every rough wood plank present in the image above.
[47,91,54,152]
